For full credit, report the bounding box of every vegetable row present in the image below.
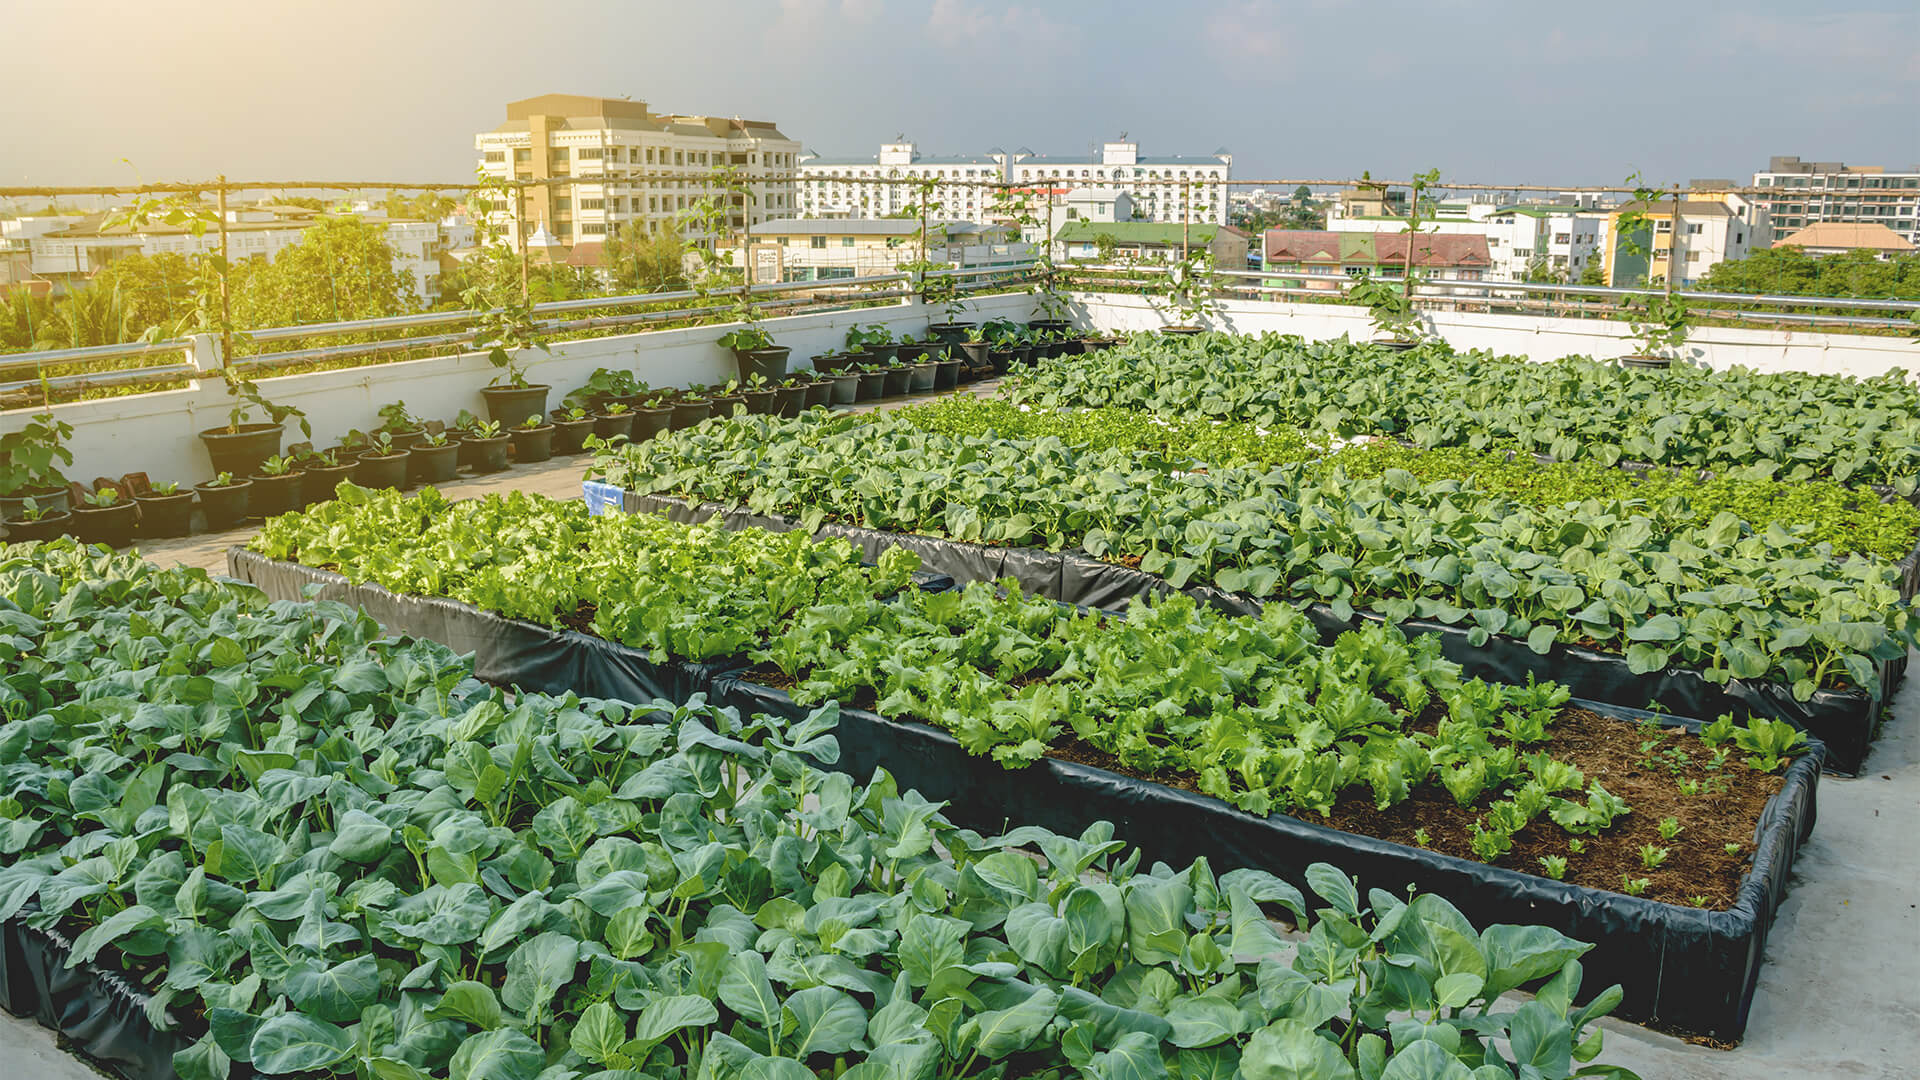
[895,398,1920,563]
[588,411,1918,698]
[0,538,1645,1080]
[251,488,1804,890]
[1002,333,1920,492]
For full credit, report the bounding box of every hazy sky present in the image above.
[2,0,1916,192]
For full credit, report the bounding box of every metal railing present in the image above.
[1,264,1042,399]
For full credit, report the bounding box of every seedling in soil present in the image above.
[1639,844,1670,870]
[1538,855,1568,880]
[1658,817,1684,840]
[1621,875,1651,897]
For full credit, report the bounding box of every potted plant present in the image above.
[822,364,861,405]
[461,417,512,473]
[710,379,747,417]
[741,374,779,416]
[70,486,137,547]
[569,368,642,414]
[958,324,996,372]
[844,324,898,365]
[670,387,712,431]
[881,356,912,398]
[0,409,75,520]
[799,372,833,411]
[134,480,195,539]
[352,432,411,489]
[772,376,809,418]
[510,413,554,464]
[718,325,790,384]
[931,351,963,391]
[1622,292,1690,369]
[194,472,252,530]
[1348,272,1425,351]
[408,431,460,486]
[986,324,1023,374]
[593,401,636,443]
[853,362,888,401]
[1157,249,1218,335]
[378,401,428,448]
[296,447,357,507]
[200,370,310,477]
[550,405,597,454]
[626,392,672,441]
[248,454,304,518]
[2,497,71,544]
[464,219,553,423]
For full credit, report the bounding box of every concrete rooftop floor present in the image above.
[5,390,1917,1079]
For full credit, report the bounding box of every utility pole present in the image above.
[515,183,529,305]
[216,177,232,367]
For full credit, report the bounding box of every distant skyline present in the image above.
[2,0,1916,193]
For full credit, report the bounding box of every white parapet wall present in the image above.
[2,293,1038,488]
[1067,292,1920,379]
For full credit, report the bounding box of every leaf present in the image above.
[718,951,783,1038]
[66,904,164,966]
[570,1001,628,1064]
[1379,1040,1474,1080]
[782,985,867,1057]
[1165,994,1244,1048]
[958,984,1058,1059]
[1305,864,1358,918]
[249,1013,354,1075]
[329,808,393,862]
[1508,1001,1573,1080]
[1123,876,1193,966]
[1240,1019,1356,1080]
[1481,924,1591,1000]
[428,980,503,1030]
[500,931,580,1018]
[448,1027,545,1080]
[285,954,383,1023]
[1085,1030,1172,1080]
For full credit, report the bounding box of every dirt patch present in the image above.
[1044,705,1783,909]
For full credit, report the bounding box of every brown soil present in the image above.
[557,600,598,634]
[1040,706,1783,910]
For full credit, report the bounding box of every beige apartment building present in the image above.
[474,94,800,250]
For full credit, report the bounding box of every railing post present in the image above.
[187,333,222,380]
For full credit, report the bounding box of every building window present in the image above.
[1686,223,1703,235]
[811,236,827,249]
[555,197,571,211]
[583,223,606,235]
[514,149,531,163]
[485,151,504,163]
[675,151,685,165]
[840,236,854,247]
[581,199,605,210]
[578,148,605,159]
[646,148,656,164]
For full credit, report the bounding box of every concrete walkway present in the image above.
[6,391,1917,1079]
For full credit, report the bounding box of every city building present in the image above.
[1773,222,1916,260]
[1328,195,1606,282]
[1054,221,1249,268]
[1602,194,1769,286]
[22,202,458,302]
[1262,230,1492,291]
[1750,156,1920,245]
[739,218,1032,283]
[795,141,1010,220]
[474,94,801,250]
[1010,141,1231,226]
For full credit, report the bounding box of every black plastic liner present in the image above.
[618,492,1894,773]
[229,547,1819,1042]
[712,676,1822,1043]
[0,917,192,1080]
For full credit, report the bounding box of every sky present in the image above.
[1,0,1916,194]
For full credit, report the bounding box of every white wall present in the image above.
[2,292,1038,487]
[1066,291,1920,378]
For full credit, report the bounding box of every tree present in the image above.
[601,221,687,294]
[382,191,457,223]
[1578,258,1607,286]
[1292,184,1313,205]
[31,283,142,350]
[89,251,201,336]
[229,214,418,330]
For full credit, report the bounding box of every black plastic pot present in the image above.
[733,346,791,383]
[456,434,484,470]
[1026,319,1069,335]
[134,492,195,539]
[743,389,779,415]
[199,423,283,477]
[2,510,71,543]
[1014,345,1037,367]
[928,321,973,343]
[856,344,900,366]
[1620,355,1673,370]
[194,480,251,530]
[511,425,554,464]
[907,362,937,393]
[353,451,411,490]
[594,412,636,442]
[385,427,428,451]
[987,349,1015,375]
[466,435,511,474]
[408,442,460,486]
[933,359,962,390]
[855,371,887,400]
[1084,337,1120,351]
[479,383,551,426]
[812,352,849,374]
[550,416,595,454]
[1370,339,1418,352]
[72,502,137,547]
[1161,326,1205,337]
[773,386,808,418]
[882,366,911,397]
[802,379,832,411]
[247,470,304,518]
[825,373,860,405]
[0,485,70,520]
[959,341,993,368]
[710,394,746,418]
[667,400,708,431]
[301,462,357,506]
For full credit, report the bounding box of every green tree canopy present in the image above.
[229,214,419,329]
[601,221,687,294]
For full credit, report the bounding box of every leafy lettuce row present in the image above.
[591,413,1917,697]
[0,538,1646,1080]
[886,398,1920,562]
[1003,333,1920,492]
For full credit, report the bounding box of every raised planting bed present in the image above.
[8,539,1652,1080]
[618,488,1898,774]
[234,492,1821,1041]
[0,920,188,1080]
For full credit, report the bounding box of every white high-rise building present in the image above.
[474,94,801,251]
[1751,156,1920,245]
[1009,141,1232,226]
[795,141,1010,220]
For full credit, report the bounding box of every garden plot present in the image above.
[236,488,1822,1037]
